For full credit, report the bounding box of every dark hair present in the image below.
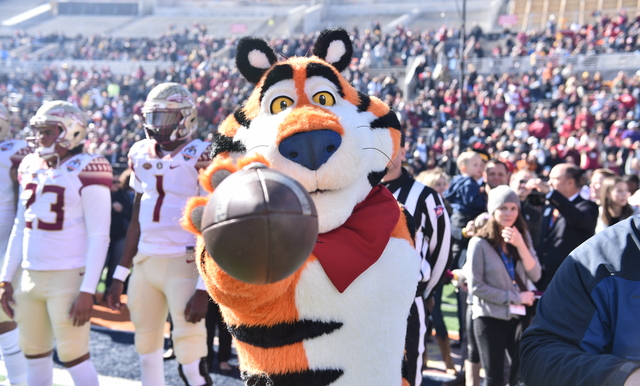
[485,159,508,173]
[400,130,406,147]
[564,164,586,187]
[475,208,530,262]
[600,176,635,226]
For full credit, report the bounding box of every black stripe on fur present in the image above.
[356,92,370,112]
[228,320,343,348]
[211,132,247,158]
[367,169,387,187]
[260,64,294,103]
[234,108,251,128]
[306,62,344,97]
[242,369,344,386]
[370,110,401,131]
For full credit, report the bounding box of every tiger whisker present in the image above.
[246,145,269,154]
[362,147,394,167]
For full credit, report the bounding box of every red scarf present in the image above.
[313,185,400,293]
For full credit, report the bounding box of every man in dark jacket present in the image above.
[527,163,598,290]
[520,216,640,386]
[509,169,543,247]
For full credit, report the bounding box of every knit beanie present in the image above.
[487,185,520,216]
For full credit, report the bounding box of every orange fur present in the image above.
[236,154,271,170]
[402,378,410,386]
[180,196,209,236]
[392,204,415,247]
[389,128,402,160]
[275,106,345,144]
[196,239,315,326]
[219,115,241,137]
[199,156,238,193]
[235,341,309,375]
[368,95,390,118]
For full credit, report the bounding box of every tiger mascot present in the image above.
[182,28,420,385]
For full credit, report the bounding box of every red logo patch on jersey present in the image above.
[143,163,152,170]
[0,142,13,151]
[434,205,445,218]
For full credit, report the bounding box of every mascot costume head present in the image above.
[182,28,420,385]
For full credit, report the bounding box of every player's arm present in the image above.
[106,192,141,310]
[69,184,111,326]
[0,185,27,318]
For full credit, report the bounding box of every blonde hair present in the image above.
[456,151,480,172]
[417,167,450,189]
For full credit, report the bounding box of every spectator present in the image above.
[527,163,599,290]
[596,175,639,233]
[509,169,543,247]
[521,217,640,386]
[483,159,510,194]
[589,168,616,204]
[467,186,541,386]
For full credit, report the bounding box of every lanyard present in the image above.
[498,246,519,290]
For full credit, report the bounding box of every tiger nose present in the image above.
[278,129,342,171]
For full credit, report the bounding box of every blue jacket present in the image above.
[443,175,486,218]
[520,216,640,386]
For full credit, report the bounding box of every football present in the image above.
[200,163,319,284]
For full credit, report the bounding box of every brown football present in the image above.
[200,163,319,284]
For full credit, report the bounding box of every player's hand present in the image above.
[0,282,15,319]
[69,291,94,327]
[106,280,124,311]
[184,290,209,323]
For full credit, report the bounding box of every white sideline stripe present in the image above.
[0,360,142,386]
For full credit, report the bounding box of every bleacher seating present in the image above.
[109,16,269,38]
[25,16,135,36]
[512,0,640,32]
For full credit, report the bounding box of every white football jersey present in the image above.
[16,153,112,270]
[0,139,32,249]
[129,139,212,258]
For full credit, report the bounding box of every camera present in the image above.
[526,191,546,207]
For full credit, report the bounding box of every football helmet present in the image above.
[142,82,197,147]
[29,101,88,157]
[0,104,10,141]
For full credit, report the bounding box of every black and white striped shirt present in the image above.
[383,168,451,299]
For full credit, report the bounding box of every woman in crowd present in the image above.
[596,175,640,233]
[467,186,541,386]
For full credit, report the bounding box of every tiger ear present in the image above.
[236,36,278,84]
[313,28,353,73]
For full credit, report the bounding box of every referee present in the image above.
[382,135,451,386]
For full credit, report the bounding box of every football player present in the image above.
[106,83,213,386]
[0,103,29,385]
[0,101,112,386]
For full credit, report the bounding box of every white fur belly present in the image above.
[294,237,420,386]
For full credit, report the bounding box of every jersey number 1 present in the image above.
[24,183,65,231]
[153,175,165,222]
